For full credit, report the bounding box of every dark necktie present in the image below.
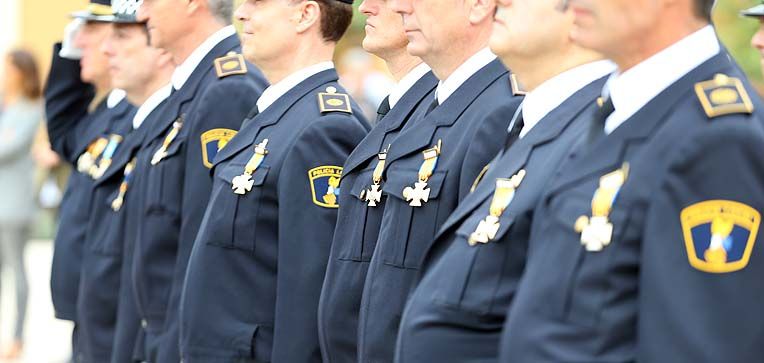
[424,96,438,117]
[503,109,525,153]
[587,96,614,144]
[375,96,391,124]
[240,104,260,129]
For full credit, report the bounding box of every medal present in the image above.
[402,140,441,207]
[574,163,629,252]
[111,158,137,211]
[468,170,526,246]
[365,147,389,207]
[232,139,269,195]
[91,134,123,179]
[77,137,108,173]
[151,117,184,165]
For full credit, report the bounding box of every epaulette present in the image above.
[318,86,352,114]
[694,73,753,118]
[214,52,248,79]
[510,74,526,96]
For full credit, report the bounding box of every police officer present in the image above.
[130,0,268,361]
[179,0,369,361]
[74,1,176,362]
[316,0,436,360]
[501,0,764,361]
[44,1,133,359]
[350,0,523,360]
[742,1,764,74]
[394,0,614,361]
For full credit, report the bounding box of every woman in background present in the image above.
[0,48,43,359]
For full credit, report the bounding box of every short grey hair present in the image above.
[207,0,234,25]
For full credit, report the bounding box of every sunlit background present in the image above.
[0,0,760,361]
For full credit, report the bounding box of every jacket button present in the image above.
[141,319,148,328]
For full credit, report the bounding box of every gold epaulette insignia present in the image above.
[318,86,352,114]
[694,74,753,118]
[214,52,248,79]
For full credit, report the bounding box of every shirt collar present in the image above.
[388,63,431,109]
[107,89,127,109]
[604,25,720,134]
[171,25,237,91]
[436,47,496,105]
[256,62,334,112]
[520,60,615,138]
[132,83,172,129]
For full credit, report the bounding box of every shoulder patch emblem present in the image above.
[318,86,352,114]
[201,128,238,168]
[214,52,248,79]
[309,166,343,208]
[694,74,754,118]
[681,200,760,273]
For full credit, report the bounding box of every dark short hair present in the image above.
[694,0,714,21]
[7,49,41,100]
[315,0,353,43]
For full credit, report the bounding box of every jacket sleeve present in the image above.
[270,114,368,362]
[638,118,764,362]
[44,43,96,163]
[156,77,262,363]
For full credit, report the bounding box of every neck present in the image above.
[612,19,707,72]
[506,46,603,91]
[381,49,423,82]
[170,19,225,65]
[425,26,492,80]
[260,40,335,84]
[126,70,172,105]
[93,77,112,97]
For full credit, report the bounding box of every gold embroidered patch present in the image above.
[214,52,248,78]
[200,128,238,168]
[694,74,754,118]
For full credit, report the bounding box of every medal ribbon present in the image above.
[417,140,441,182]
[243,139,269,176]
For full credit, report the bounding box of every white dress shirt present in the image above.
[132,83,172,129]
[107,89,126,109]
[256,62,334,112]
[171,25,237,91]
[436,48,497,105]
[519,60,615,138]
[604,25,720,134]
[388,63,431,109]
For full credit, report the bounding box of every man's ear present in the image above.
[295,0,322,34]
[468,0,497,24]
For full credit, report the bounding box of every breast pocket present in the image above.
[202,162,270,252]
[379,168,448,268]
[540,193,633,328]
[336,168,379,262]
[429,211,523,314]
[145,136,186,216]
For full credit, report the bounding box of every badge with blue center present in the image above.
[309,166,343,208]
[201,128,237,168]
[681,200,760,273]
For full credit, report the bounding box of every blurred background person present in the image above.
[0,48,43,360]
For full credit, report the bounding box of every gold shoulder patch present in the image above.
[309,166,343,208]
[318,86,352,114]
[201,128,238,168]
[214,52,248,79]
[681,200,760,273]
[694,74,754,118]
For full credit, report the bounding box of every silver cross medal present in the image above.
[403,181,430,207]
[232,174,255,195]
[232,139,269,195]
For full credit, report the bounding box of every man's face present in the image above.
[490,0,573,60]
[751,19,764,73]
[235,0,297,65]
[390,0,469,59]
[137,0,187,50]
[102,24,165,94]
[566,0,656,57]
[358,0,409,57]
[73,21,112,83]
